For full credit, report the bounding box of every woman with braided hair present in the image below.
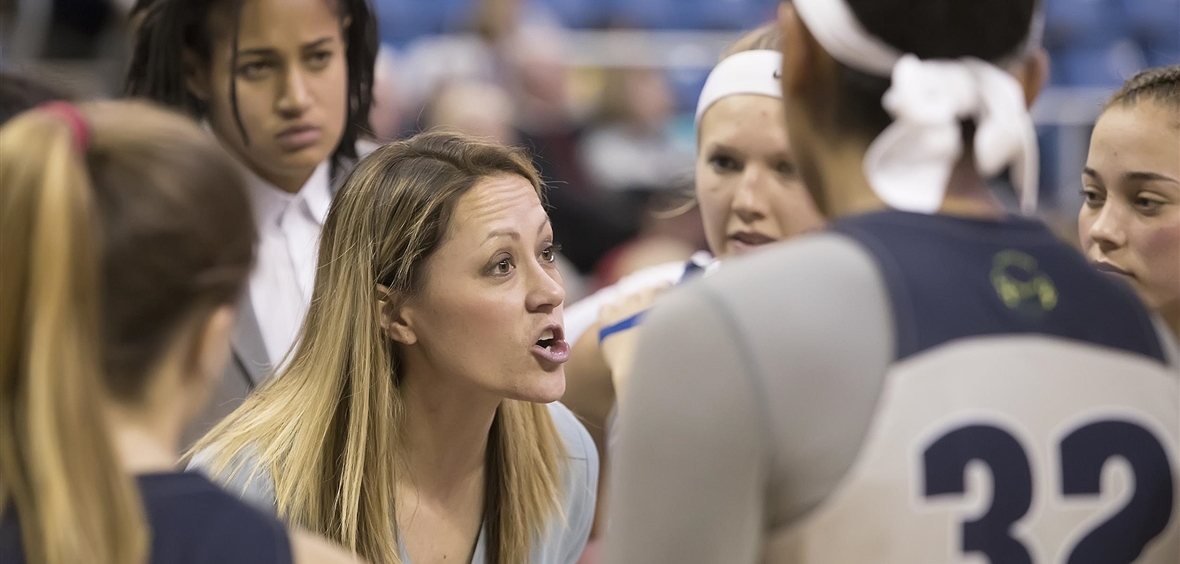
[1080,65,1180,340]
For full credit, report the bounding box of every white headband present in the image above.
[695,50,783,127]
[793,0,1040,215]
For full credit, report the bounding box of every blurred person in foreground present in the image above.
[605,0,1179,561]
[0,100,360,564]
[562,23,825,561]
[1080,65,1180,341]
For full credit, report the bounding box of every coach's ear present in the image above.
[376,284,417,346]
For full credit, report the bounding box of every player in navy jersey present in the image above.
[0,101,360,564]
[604,0,1179,562]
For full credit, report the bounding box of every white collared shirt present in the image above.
[244,161,332,366]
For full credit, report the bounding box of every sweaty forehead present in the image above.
[207,0,342,51]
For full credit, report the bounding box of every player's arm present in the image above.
[604,285,769,564]
[562,325,614,540]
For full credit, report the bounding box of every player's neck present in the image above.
[939,156,1007,220]
[105,394,184,475]
[820,147,1006,221]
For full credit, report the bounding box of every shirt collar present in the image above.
[243,161,332,229]
[301,161,333,225]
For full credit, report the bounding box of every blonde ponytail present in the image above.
[0,109,147,564]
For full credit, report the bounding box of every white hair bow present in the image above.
[865,55,1039,214]
[793,0,1041,214]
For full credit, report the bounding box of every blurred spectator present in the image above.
[369,45,407,140]
[591,184,707,289]
[507,22,573,138]
[394,1,638,274]
[395,0,560,114]
[425,79,518,146]
[44,0,113,58]
[499,21,641,274]
[579,66,692,192]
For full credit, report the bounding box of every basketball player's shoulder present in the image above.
[690,230,888,326]
[710,231,877,285]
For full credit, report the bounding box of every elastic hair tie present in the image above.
[40,102,91,152]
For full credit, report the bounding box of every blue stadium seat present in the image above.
[541,0,611,29]
[1124,0,1180,52]
[1052,43,1147,86]
[440,0,479,33]
[1145,49,1180,67]
[686,0,777,30]
[373,0,452,47]
[606,0,682,29]
[1043,0,1127,49]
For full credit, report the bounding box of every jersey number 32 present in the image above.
[921,418,1174,563]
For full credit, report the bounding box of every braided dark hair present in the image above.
[123,0,377,171]
[1108,64,1180,109]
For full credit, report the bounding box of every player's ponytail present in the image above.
[0,105,147,564]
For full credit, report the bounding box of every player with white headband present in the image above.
[559,24,825,553]
[605,0,1179,562]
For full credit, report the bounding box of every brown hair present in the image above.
[1108,64,1180,110]
[195,130,566,564]
[0,100,255,564]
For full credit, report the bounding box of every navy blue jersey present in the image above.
[831,211,1166,363]
[1,472,292,564]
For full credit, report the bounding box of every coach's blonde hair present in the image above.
[195,131,566,564]
[0,101,254,564]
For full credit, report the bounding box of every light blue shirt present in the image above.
[189,401,598,564]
